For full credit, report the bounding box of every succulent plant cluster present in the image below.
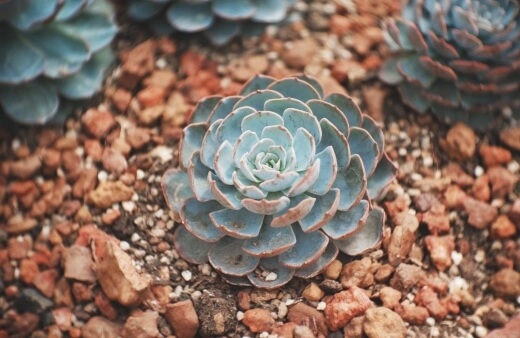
[162,74,397,288]
[379,0,520,129]
[128,0,296,45]
[0,0,117,125]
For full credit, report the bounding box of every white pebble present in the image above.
[122,201,136,213]
[191,290,202,302]
[136,169,145,180]
[265,272,278,281]
[475,326,487,338]
[181,270,192,281]
[474,249,485,263]
[426,317,435,326]
[423,156,433,167]
[474,166,484,177]
[278,302,288,318]
[316,302,326,311]
[236,311,244,321]
[131,233,141,242]
[97,170,108,182]
[119,241,130,251]
[451,251,463,265]
[285,299,295,306]
[259,332,269,338]
[430,327,440,337]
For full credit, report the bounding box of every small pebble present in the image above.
[181,270,192,281]
[119,241,130,251]
[426,317,435,326]
[237,311,244,321]
[316,301,326,311]
[475,326,487,338]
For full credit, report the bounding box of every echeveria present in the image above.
[162,74,397,288]
[128,0,296,45]
[379,0,520,129]
[0,0,117,125]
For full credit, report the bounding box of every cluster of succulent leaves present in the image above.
[0,0,117,125]
[379,0,520,129]
[162,74,397,288]
[128,0,296,46]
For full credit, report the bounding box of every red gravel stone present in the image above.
[325,286,372,331]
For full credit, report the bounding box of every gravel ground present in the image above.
[0,1,519,337]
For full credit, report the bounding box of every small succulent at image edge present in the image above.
[162,74,397,289]
[0,0,117,125]
[128,0,296,46]
[379,0,520,129]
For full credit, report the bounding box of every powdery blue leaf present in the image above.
[292,128,315,171]
[398,55,437,88]
[241,194,291,215]
[286,159,320,197]
[361,116,384,159]
[334,155,367,211]
[209,237,259,276]
[214,141,235,185]
[213,0,254,20]
[321,200,369,240]
[259,172,299,192]
[379,58,404,85]
[294,242,339,278]
[239,75,276,96]
[367,153,398,200]
[251,0,288,23]
[128,0,165,21]
[0,79,58,125]
[233,171,266,199]
[208,173,242,210]
[243,222,296,257]
[200,120,222,170]
[217,106,256,144]
[398,82,431,113]
[308,146,337,196]
[271,195,316,227]
[317,119,350,169]
[55,12,117,52]
[294,74,325,98]
[7,0,61,30]
[188,152,214,202]
[57,0,92,21]
[166,1,214,32]
[324,93,363,127]
[282,108,322,145]
[307,100,349,135]
[209,96,241,124]
[190,96,222,124]
[334,207,384,256]
[348,127,378,176]
[234,89,283,110]
[268,77,321,102]
[247,257,295,289]
[278,225,329,268]
[205,19,241,46]
[55,47,113,99]
[0,26,45,84]
[210,208,264,239]
[261,125,293,149]
[241,111,284,135]
[25,27,90,78]
[180,123,207,169]
[174,227,213,264]
[264,97,311,116]
[162,168,193,214]
[233,131,259,167]
[299,189,340,232]
[180,199,224,243]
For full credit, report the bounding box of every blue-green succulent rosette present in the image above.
[162,74,397,289]
[0,0,117,125]
[379,0,520,130]
[128,0,296,46]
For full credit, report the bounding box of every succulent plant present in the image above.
[162,74,397,288]
[0,0,117,125]
[379,0,520,129]
[128,0,296,45]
